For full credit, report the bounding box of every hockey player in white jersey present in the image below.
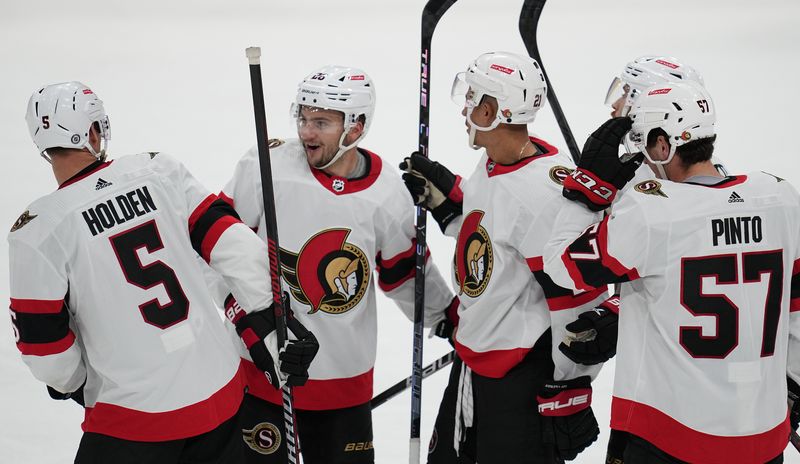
[401,51,607,464]
[219,66,457,464]
[544,81,800,463]
[9,82,317,464]
[560,55,731,463]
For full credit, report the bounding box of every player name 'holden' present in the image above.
[81,186,157,236]
[711,215,762,246]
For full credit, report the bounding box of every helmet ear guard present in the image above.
[26,81,110,163]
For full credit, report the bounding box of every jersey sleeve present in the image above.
[375,184,456,327]
[219,147,262,229]
[8,236,86,394]
[514,194,607,381]
[544,194,651,293]
[154,152,272,313]
[790,256,800,387]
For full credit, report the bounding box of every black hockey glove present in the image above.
[789,376,800,431]
[559,295,620,365]
[563,117,643,211]
[229,294,319,388]
[537,376,599,461]
[433,296,460,346]
[399,152,463,233]
[47,383,85,407]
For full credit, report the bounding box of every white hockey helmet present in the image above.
[291,65,376,169]
[605,56,705,116]
[626,81,716,167]
[451,51,547,148]
[25,81,110,163]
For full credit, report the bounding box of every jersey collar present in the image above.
[485,137,559,177]
[310,148,382,195]
[684,175,748,188]
[58,160,113,189]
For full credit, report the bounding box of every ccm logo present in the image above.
[490,64,515,74]
[655,59,679,69]
[538,394,590,413]
[570,170,614,200]
[648,88,672,96]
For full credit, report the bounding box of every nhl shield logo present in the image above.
[634,180,668,198]
[10,210,37,232]
[454,211,493,298]
[280,229,369,315]
[332,178,346,192]
[549,165,574,185]
[242,422,281,455]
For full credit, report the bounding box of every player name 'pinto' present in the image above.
[711,215,762,246]
[81,186,157,236]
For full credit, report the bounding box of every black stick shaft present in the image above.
[245,46,300,464]
[372,351,455,410]
[519,0,581,163]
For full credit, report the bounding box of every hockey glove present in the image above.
[399,152,463,233]
[537,376,599,461]
[433,296,460,346]
[47,383,85,407]
[559,295,620,365]
[789,376,800,430]
[282,317,319,387]
[563,117,643,211]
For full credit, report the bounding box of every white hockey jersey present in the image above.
[220,139,455,410]
[544,173,800,463]
[8,153,272,441]
[450,138,607,381]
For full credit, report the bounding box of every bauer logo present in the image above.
[350,75,365,80]
[83,89,94,94]
[242,422,281,455]
[655,59,679,69]
[489,64,514,74]
[648,88,672,96]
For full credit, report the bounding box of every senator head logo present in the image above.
[454,211,493,298]
[280,229,369,315]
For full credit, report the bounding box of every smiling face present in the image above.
[296,106,347,168]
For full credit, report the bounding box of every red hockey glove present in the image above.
[400,152,463,233]
[537,376,599,461]
[563,117,643,211]
[559,295,620,365]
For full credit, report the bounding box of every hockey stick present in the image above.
[411,1,459,462]
[372,350,455,410]
[245,47,300,464]
[791,429,800,453]
[519,0,581,163]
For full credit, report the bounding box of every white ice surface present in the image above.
[1,0,799,462]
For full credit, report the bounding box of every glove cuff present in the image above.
[538,377,593,417]
[597,294,621,315]
[563,168,619,211]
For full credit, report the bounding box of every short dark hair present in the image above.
[646,128,716,166]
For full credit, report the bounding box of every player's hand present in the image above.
[537,376,599,461]
[789,376,800,430]
[605,429,630,464]
[433,296,460,347]
[234,307,283,388]
[282,317,319,387]
[47,383,85,407]
[399,152,463,232]
[559,296,620,365]
[563,117,643,211]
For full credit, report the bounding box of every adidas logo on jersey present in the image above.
[728,191,744,203]
[95,178,113,190]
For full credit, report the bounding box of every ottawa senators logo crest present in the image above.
[10,210,37,232]
[242,422,281,455]
[280,229,369,315]
[454,211,493,298]
[634,180,668,197]
[549,165,574,185]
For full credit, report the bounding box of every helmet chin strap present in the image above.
[466,107,500,150]
[314,130,363,170]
